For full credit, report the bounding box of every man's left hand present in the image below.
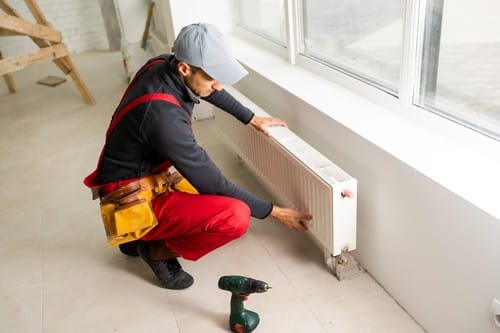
[250,116,288,136]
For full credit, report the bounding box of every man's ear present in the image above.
[177,61,191,78]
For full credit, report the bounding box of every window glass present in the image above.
[418,0,500,139]
[234,0,287,46]
[300,0,405,95]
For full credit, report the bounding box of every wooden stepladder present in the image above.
[0,0,95,104]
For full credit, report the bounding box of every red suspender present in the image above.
[83,59,180,191]
[106,93,180,138]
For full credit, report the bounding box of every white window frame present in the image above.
[233,0,500,142]
[232,25,289,60]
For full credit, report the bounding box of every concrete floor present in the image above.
[0,51,425,333]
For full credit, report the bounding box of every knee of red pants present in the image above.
[204,198,251,238]
[225,199,251,238]
[145,193,251,244]
[163,198,251,261]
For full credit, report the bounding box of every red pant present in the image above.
[140,191,250,261]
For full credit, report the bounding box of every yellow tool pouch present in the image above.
[98,172,198,247]
[99,174,168,247]
[100,201,157,247]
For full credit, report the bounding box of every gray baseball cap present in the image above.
[173,23,248,85]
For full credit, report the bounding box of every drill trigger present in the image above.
[240,294,249,301]
[235,323,244,333]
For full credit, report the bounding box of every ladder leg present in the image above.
[61,52,95,105]
[0,51,16,93]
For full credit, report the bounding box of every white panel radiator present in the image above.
[214,88,359,273]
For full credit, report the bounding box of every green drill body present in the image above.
[218,275,270,333]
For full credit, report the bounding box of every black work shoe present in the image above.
[137,241,194,290]
[119,240,140,256]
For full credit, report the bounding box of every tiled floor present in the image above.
[0,51,425,333]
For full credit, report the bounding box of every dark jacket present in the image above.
[97,55,273,219]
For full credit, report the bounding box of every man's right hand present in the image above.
[270,206,312,232]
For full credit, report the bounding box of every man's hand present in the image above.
[250,116,288,136]
[270,206,312,232]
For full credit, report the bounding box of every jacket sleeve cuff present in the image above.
[242,111,254,125]
[261,202,273,219]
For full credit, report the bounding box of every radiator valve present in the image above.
[341,189,354,198]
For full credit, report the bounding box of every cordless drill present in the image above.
[218,275,271,333]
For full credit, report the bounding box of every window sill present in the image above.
[229,34,500,220]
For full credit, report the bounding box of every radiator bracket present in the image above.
[325,248,364,280]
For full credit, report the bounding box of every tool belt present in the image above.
[99,172,171,247]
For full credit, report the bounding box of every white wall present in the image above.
[1,0,109,56]
[164,1,500,333]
